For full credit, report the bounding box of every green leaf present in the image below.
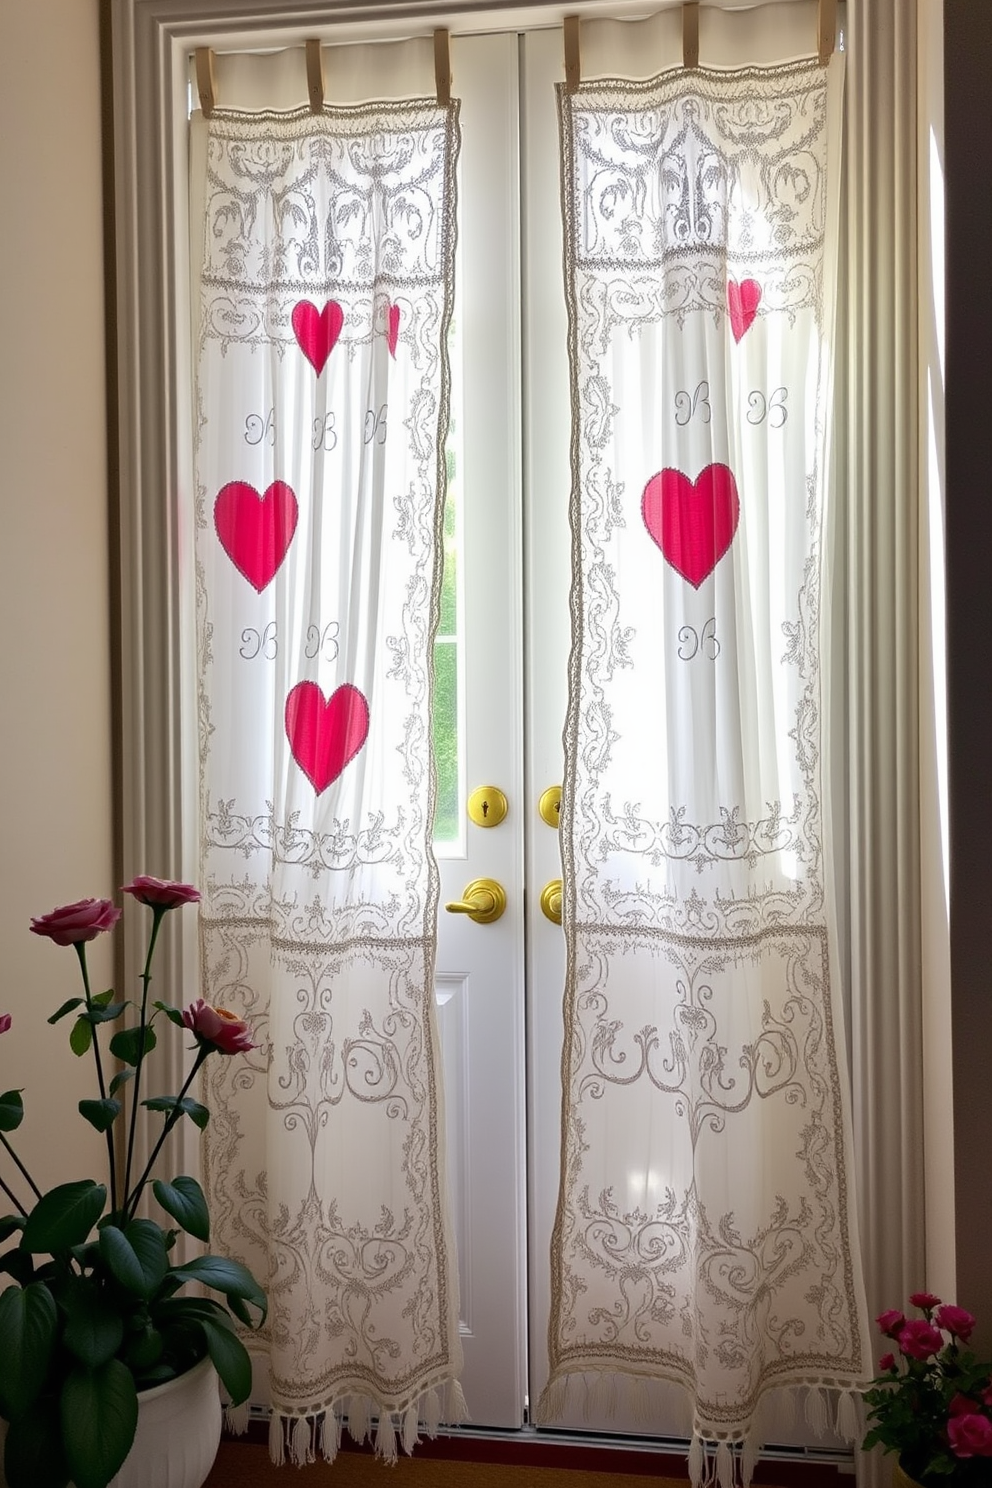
[153,1001,185,1028]
[109,1069,135,1097]
[60,1359,138,1488]
[61,1279,125,1367]
[0,1281,57,1419]
[78,1098,121,1134]
[98,1220,168,1300]
[3,1396,71,1488]
[81,1002,127,1026]
[47,998,84,1026]
[0,1251,34,1285]
[152,1176,210,1242]
[109,1024,156,1066]
[91,990,116,1008]
[69,1017,93,1058]
[21,1182,107,1255]
[200,1314,253,1405]
[0,1089,24,1133]
[168,1254,266,1324]
[142,1096,209,1131]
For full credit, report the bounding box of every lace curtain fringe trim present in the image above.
[536,1372,865,1488]
[225,1378,469,1467]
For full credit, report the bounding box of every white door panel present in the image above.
[435,32,527,1430]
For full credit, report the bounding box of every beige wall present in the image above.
[0,0,110,1190]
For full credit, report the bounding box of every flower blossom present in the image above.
[0,1014,10,1035]
[947,1410,992,1458]
[30,899,121,946]
[877,1309,906,1338]
[898,1319,945,1360]
[182,999,257,1056]
[909,1291,942,1311]
[878,1353,896,1373]
[122,876,201,910]
[935,1304,976,1342]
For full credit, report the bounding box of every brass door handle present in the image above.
[444,878,506,924]
[540,879,562,925]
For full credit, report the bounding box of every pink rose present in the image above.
[182,999,258,1056]
[122,876,201,910]
[898,1319,945,1360]
[909,1291,941,1311]
[878,1353,896,1373]
[0,1014,10,1035]
[30,899,121,946]
[947,1412,992,1458]
[935,1304,976,1342]
[877,1310,906,1338]
[982,1384,992,1409]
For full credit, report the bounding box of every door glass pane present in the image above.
[433,314,465,852]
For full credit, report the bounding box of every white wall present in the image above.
[0,0,110,1191]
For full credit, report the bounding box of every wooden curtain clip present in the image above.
[305,40,324,113]
[682,3,700,70]
[194,47,217,118]
[817,0,838,66]
[563,15,580,95]
[434,29,451,107]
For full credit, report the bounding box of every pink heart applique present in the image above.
[292,300,344,374]
[214,480,298,592]
[386,303,400,359]
[727,277,762,343]
[285,681,370,794]
[642,463,740,589]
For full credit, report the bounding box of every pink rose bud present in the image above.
[182,998,258,1056]
[935,1304,976,1342]
[30,899,122,946]
[0,1014,10,1035]
[898,1319,945,1360]
[909,1291,941,1311]
[122,876,201,910]
[947,1412,992,1459]
[878,1353,896,1373]
[876,1310,906,1338]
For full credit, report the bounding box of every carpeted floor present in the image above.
[204,1442,688,1487]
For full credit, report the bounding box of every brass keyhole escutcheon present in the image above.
[540,879,563,925]
[538,786,562,829]
[444,878,507,925]
[467,786,508,828]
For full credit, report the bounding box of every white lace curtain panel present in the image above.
[539,54,872,1486]
[190,87,465,1464]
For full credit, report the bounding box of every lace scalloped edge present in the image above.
[535,1370,868,1488]
[224,1373,469,1467]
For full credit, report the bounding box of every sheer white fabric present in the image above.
[189,82,464,1462]
[542,56,871,1480]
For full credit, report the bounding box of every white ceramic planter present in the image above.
[107,1356,222,1488]
[1,1356,222,1488]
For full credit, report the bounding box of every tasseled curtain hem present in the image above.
[535,1372,866,1488]
[225,1378,470,1468]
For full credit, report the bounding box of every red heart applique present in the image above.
[642,463,740,588]
[292,300,344,374]
[386,303,401,359]
[285,681,370,794]
[214,481,298,592]
[727,277,762,343]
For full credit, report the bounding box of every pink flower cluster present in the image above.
[876,1292,992,1461]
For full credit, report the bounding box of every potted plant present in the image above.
[0,878,267,1488]
[864,1292,992,1486]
